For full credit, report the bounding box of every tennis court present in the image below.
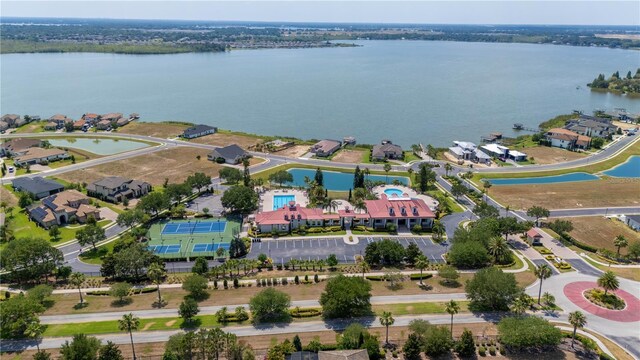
[149,244,181,255]
[192,243,231,253]
[162,220,227,235]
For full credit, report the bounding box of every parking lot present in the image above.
[247,236,448,264]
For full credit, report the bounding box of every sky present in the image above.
[2,1,639,26]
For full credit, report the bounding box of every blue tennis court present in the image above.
[161,221,227,235]
[148,244,181,254]
[192,243,231,253]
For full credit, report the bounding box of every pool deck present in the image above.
[260,189,309,212]
[373,185,439,211]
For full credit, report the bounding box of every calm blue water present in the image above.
[384,188,405,197]
[3,41,640,147]
[273,195,295,210]
[603,156,640,178]
[48,138,149,155]
[488,172,600,186]
[286,168,409,191]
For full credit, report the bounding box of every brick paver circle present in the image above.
[563,281,640,322]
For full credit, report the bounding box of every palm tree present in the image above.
[353,200,367,214]
[414,255,429,285]
[542,292,555,306]
[597,271,619,295]
[118,313,140,360]
[510,296,528,316]
[431,221,445,242]
[488,237,509,264]
[568,311,587,348]
[444,163,453,177]
[364,167,370,181]
[614,235,628,258]
[358,260,370,278]
[383,163,392,184]
[147,262,166,306]
[69,272,86,305]
[25,321,44,351]
[379,311,395,345]
[445,300,460,335]
[482,181,492,199]
[534,264,552,305]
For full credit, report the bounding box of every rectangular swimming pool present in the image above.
[161,221,227,235]
[273,195,295,210]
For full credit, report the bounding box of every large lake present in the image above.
[2,41,639,147]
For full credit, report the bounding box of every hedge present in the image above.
[409,273,433,280]
[87,287,157,296]
[559,233,598,253]
[365,275,385,281]
[290,308,322,318]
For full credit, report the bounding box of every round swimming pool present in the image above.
[384,188,405,197]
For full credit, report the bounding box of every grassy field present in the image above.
[56,147,222,186]
[577,251,640,281]
[11,122,46,133]
[561,216,640,253]
[118,121,190,138]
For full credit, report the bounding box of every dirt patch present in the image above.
[249,157,266,166]
[56,147,222,186]
[274,145,310,158]
[332,149,367,164]
[118,121,190,139]
[141,322,156,331]
[164,320,176,327]
[0,186,18,207]
[190,132,263,149]
[613,121,639,130]
[561,216,640,252]
[523,146,587,165]
[490,178,640,210]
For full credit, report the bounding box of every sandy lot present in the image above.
[118,121,189,139]
[190,132,263,149]
[275,144,311,158]
[523,146,587,165]
[57,147,222,186]
[560,216,640,252]
[490,178,640,210]
[613,121,639,130]
[332,149,367,164]
[0,186,18,207]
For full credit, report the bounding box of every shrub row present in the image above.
[409,273,433,280]
[86,287,157,296]
[290,308,322,318]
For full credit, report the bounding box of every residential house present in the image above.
[116,118,130,127]
[182,124,217,139]
[565,115,618,138]
[545,128,591,150]
[73,119,87,130]
[12,177,65,199]
[526,228,543,245]
[96,119,112,130]
[101,113,123,123]
[13,148,69,167]
[29,190,101,228]
[0,121,8,132]
[625,215,640,231]
[207,144,248,164]
[0,138,42,157]
[44,122,58,131]
[372,141,403,161]
[480,143,527,162]
[49,114,71,128]
[310,139,341,157]
[448,141,491,164]
[87,176,152,203]
[1,114,21,128]
[82,113,100,124]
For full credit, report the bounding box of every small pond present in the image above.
[487,172,600,186]
[602,156,640,178]
[47,138,150,155]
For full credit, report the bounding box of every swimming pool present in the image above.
[285,168,409,191]
[603,156,640,178]
[384,188,405,197]
[487,172,600,186]
[273,194,295,210]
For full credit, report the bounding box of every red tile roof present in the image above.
[255,204,326,225]
[527,229,541,238]
[364,195,435,219]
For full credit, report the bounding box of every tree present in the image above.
[431,220,445,241]
[268,170,294,187]
[34,351,52,360]
[179,298,200,323]
[534,264,552,305]
[510,295,530,316]
[591,137,604,149]
[118,313,140,360]
[383,163,392,184]
[498,316,562,349]
[48,225,61,242]
[628,241,640,261]
[357,260,370,278]
[292,335,302,352]
[18,191,34,208]
[402,333,422,360]
[27,285,53,306]
[482,180,492,197]
[466,267,520,311]
[0,295,44,339]
[103,242,157,281]
[455,328,475,357]
[414,255,429,285]
[219,167,243,184]
[497,216,520,241]
[110,282,132,304]
[542,292,555,306]
[488,236,511,264]
[165,183,192,203]
[438,265,460,286]
[187,172,211,192]
[221,185,258,216]
[242,159,251,187]
[76,223,106,251]
[526,206,550,226]
[182,274,209,299]
[614,235,628,258]
[450,183,466,199]
[69,272,86,304]
[320,275,372,318]
[379,311,394,345]
[314,168,324,187]
[445,300,459,335]
[249,288,291,323]
[116,209,145,230]
[423,326,453,357]
[597,271,619,295]
[25,321,45,351]
[99,341,124,360]
[364,239,405,266]
[60,334,102,360]
[136,191,170,216]
[0,237,63,283]
[147,262,166,306]
[549,219,573,234]
[448,241,490,269]
[568,311,587,348]
[229,237,248,258]
[326,254,339,269]
[474,201,500,218]
[192,257,209,275]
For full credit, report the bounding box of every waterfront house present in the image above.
[545,128,591,150]
[480,143,527,162]
[116,118,130,127]
[0,121,8,132]
[1,114,21,128]
[96,119,112,130]
[1,138,42,157]
[73,119,86,130]
[564,115,618,138]
[311,139,341,157]
[625,215,640,231]
[29,190,101,228]
[448,141,491,164]
[12,177,65,199]
[13,148,69,167]
[82,113,99,124]
[44,122,58,131]
[49,114,70,128]
[182,124,217,139]
[101,113,123,123]
[372,141,403,161]
[526,228,543,245]
[87,176,152,203]
[208,144,248,164]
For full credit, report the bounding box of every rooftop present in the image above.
[12,176,64,195]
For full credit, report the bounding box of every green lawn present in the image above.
[373,301,470,315]
[8,208,112,244]
[403,151,421,162]
[426,188,465,214]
